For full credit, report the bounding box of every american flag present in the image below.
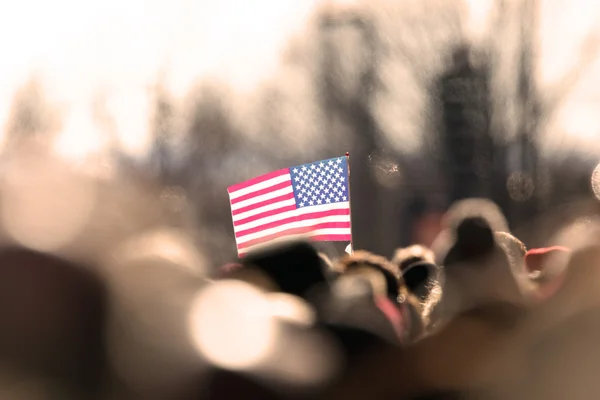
[228,156,352,256]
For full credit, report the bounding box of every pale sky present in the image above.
[0,0,319,160]
[0,0,598,160]
[537,0,600,155]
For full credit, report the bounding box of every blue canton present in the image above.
[290,156,349,208]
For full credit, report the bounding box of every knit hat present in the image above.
[391,245,436,272]
[431,198,509,264]
[432,215,535,323]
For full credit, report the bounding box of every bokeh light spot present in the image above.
[507,171,535,202]
[591,163,600,200]
[188,280,276,370]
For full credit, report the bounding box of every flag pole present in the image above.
[345,152,354,254]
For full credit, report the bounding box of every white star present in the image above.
[316,168,321,173]
[338,191,343,196]
[301,188,306,193]
[302,166,307,171]
[312,195,317,200]
[321,193,326,199]
[326,198,331,203]
[341,185,346,191]
[319,162,325,168]
[335,197,340,202]
[309,177,314,183]
[294,176,300,182]
[337,158,342,164]
[307,191,313,197]
[317,199,322,204]
[325,165,330,171]
[298,172,303,177]
[328,160,334,165]
[335,173,340,178]
[299,202,305,207]
[343,196,347,201]
[309,200,314,205]
[329,193,335,198]
[336,182,342,187]
[311,164,316,169]
[293,168,298,173]
[328,183,333,188]
[319,184,325,190]
[340,177,345,182]
[324,188,330,193]
[300,180,305,186]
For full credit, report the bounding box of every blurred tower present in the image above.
[511,0,540,227]
[318,7,384,254]
[439,45,497,204]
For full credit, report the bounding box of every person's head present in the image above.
[433,215,534,324]
[0,246,109,397]
[392,245,436,272]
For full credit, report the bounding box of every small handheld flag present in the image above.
[228,156,352,256]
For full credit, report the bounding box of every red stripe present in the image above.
[235,209,350,238]
[231,193,295,216]
[309,234,352,242]
[230,180,291,205]
[228,169,290,193]
[237,222,351,250]
[234,205,298,226]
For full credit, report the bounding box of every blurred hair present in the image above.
[392,245,436,272]
[444,198,509,234]
[335,250,400,300]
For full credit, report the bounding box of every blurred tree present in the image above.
[445,0,600,247]
[315,0,466,255]
[498,0,600,243]
[181,82,241,265]
[4,77,60,152]
[149,82,177,184]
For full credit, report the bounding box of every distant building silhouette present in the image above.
[439,45,497,205]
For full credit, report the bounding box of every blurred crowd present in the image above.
[1,0,600,398]
[2,157,600,400]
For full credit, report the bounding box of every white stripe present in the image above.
[228,174,292,200]
[230,186,293,211]
[232,198,296,222]
[236,215,351,244]
[234,202,350,232]
[238,228,352,254]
